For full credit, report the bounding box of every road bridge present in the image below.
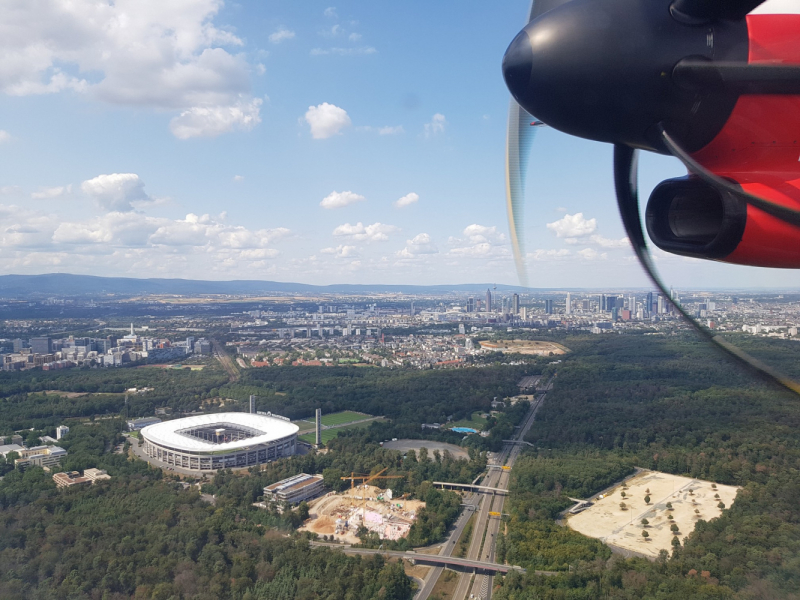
[433,482,509,495]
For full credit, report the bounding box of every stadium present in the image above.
[140,412,299,472]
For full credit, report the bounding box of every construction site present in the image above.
[299,470,424,544]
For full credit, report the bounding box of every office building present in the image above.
[264,473,325,504]
[466,297,475,313]
[486,289,492,313]
[545,299,554,314]
[56,425,69,440]
[14,445,67,471]
[53,471,91,489]
[512,294,520,315]
[565,292,572,315]
[30,337,52,355]
[127,417,162,431]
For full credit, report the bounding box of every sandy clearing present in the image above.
[567,469,739,558]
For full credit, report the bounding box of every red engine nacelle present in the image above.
[659,13,800,268]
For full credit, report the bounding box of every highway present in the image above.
[418,379,551,600]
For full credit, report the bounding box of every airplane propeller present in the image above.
[503,0,800,395]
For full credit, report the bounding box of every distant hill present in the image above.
[0,273,547,298]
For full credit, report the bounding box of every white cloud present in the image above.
[546,213,596,238]
[320,190,365,209]
[305,102,351,139]
[461,224,505,244]
[81,173,150,212]
[349,33,362,42]
[0,186,21,195]
[0,0,260,139]
[233,175,244,182]
[578,247,607,260]
[395,193,419,208]
[378,125,404,135]
[752,0,800,13]
[169,98,262,139]
[398,233,438,257]
[321,244,358,257]
[31,185,70,200]
[310,47,377,56]
[269,29,296,44]
[333,222,397,241]
[324,7,338,17]
[0,130,10,144]
[424,113,446,137]
[589,234,629,248]
[528,249,571,261]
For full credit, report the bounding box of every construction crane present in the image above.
[341,468,405,529]
[341,468,404,490]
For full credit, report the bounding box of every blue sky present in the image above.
[0,0,797,288]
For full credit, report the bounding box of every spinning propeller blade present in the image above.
[504,0,574,287]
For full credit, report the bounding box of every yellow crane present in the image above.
[340,468,405,527]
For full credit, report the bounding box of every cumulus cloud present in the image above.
[305,102,351,139]
[269,29,295,44]
[349,33,362,42]
[461,224,505,244]
[424,113,446,137]
[310,47,377,56]
[0,130,10,144]
[546,213,597,238]
[81,174,151,212]
[320,190,365,209]
[446,224,508,259]
[233,175,244,182]
[398,233,438,257]
[31,185,70,200]
[169,98,262,139]
[0,0,260,139]
[324,7,338,17]
[578,247,607,260]
[333,222,398,241]
[379,125,403,135]
[528,249,571,261]
[395,193,419,208]
[0,202,290,276]
[321,244,358,257]
[589,234,629,248]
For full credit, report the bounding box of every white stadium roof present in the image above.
[141,412,299,453]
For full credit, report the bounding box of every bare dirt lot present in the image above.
[567,470,739,558]
[479,340,569,355]
[382,439,469,461]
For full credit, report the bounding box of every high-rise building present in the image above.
[30,337,52,355]
[600,294,606,312]
[545,299,554,314]
[646,292,654,315]
[512,293,520,315]
[657,295,665,314]
[467,297,475,312]
[520,307,528,321]
[486,289,492,313]
[565,292,572,315]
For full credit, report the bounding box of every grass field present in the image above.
[299,418,384,444]
[448,411,488,431]
[320,411,369,426]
